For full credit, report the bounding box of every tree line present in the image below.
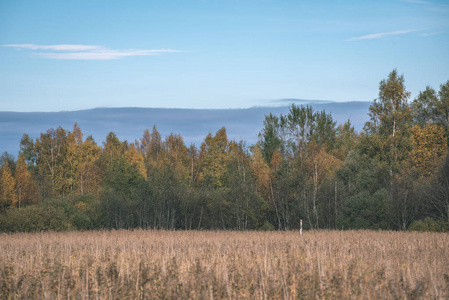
[1,70,448,232]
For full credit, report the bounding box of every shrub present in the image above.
[0,205,71,232]
[337,189,389,230]
[409,217,449,232]
[260,221,275,231]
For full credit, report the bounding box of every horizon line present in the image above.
[0,100,372,114]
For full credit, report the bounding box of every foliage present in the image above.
[363,69,412,176]
[410,123,447,177]
[337,189,389,230]
[259,220,275,231]
[0,162,16,212]
[409,217,449,232]
[0,204,71,232]
[14,154,40,208]
[426,152,449,221]
[0,70,448,232]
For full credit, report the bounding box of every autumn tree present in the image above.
[412,80,449,144]
[148,126,163,161]
[77,135,102,195]
[401,122,449,229]
[0,152,16,172]
[410,123,447,178]
[64,123,84,194]
[4,73,448,232]
[187,144,200,186]
[303,141,342,229]
[199,127,229,188]
[163,133,189,182]
[363,69,412,180]
[125,143,147,180]
[225,142,266,230]
[139,128,152,155]
[0,162,16,212]
[14,154,40,208]
[252,144,290,229]
[412,86,438,126]
[139,126,164,173]
[251,146,271,199]
[101,132,127,166]
[19,133,36,167]
[34,127,69,197]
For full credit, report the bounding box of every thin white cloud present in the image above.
[4,44,102,51]
[2,44,181,60]
[37,49,180,60]
[347,29,419,41]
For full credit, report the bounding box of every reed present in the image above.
[1,230,448,299]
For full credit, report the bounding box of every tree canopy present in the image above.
[0,70,448,232]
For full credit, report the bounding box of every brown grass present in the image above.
[0,230,448,299]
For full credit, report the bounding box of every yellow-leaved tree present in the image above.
[199,127,229,188]
[251,145,271,200]
[125,144,147,180]
[65,123,84,194]
[410,123,447,178]
[14,154,40,208]
[164,133,189,183]
[304,141,342,229]
[78,135,102,195]
[0,162,16,212]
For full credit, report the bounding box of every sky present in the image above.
[0,0,448,112]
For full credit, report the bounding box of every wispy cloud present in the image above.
[36,49,180,60]
[347,29,419,41]
[4,44,102,51]
[2,44,181,60]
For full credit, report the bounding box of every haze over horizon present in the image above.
[1,0,448,112]
[0,98,354,113]
[0,102,372,156]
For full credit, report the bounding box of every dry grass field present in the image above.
[0,230,448,299]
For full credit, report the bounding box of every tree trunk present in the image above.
[334,179,338,229]
[313,162,319,229]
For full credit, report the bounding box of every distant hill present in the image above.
[0,101,371,156]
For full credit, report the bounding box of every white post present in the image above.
[300,219,303,236]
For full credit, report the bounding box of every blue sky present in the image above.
[0,0,448,112]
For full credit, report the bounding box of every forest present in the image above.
[0,70,448,232]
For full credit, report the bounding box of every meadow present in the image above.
[0,230,448,299]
